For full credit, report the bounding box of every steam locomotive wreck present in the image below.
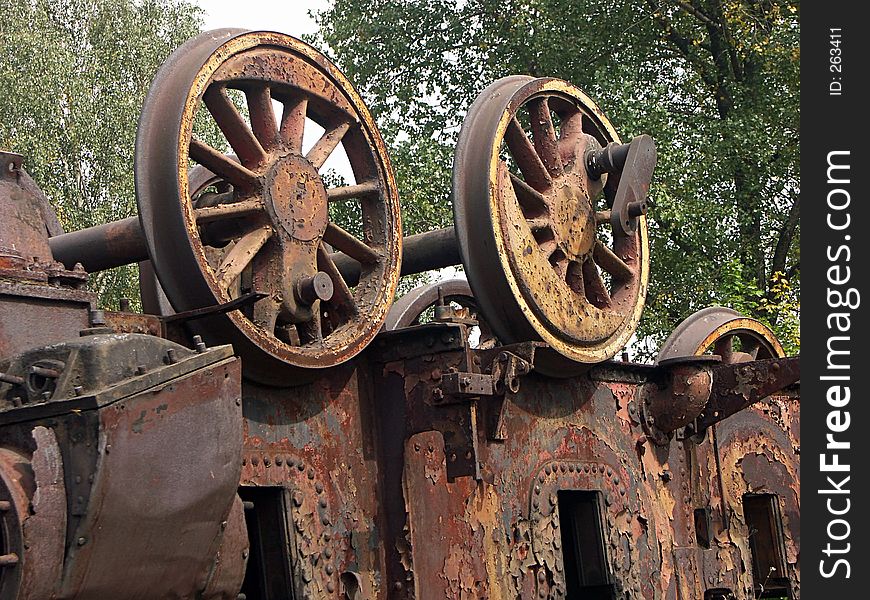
[1,29,799,599]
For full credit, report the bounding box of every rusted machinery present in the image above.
[1,29,799,600]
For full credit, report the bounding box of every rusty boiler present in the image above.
[1,29,799,600]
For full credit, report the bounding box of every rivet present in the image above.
[583,464,590,473]
[315,482,324,493]
[292,491,304,507]
[77,536,87,546]
[319,498,327,508]
[544,465,552,475]
[537,570,546,582]
[221,520,227,530]
[606,467,613,476]
[322,515,330,525]
[275,456,283,466]
[414,443,421,452]
[251,456,259,467]
[323,532,331,541]
[324,548,332,559]
[297,462,305,471]
[307,469,315,480]
[73,385,84,395]
[264,456,271,467]
[326,581,335,593]
[534,485,541,495]
[393,582,404,591]
[326,564,335,575]
[242,457,247,465]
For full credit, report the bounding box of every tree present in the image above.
[312,0,800,356]
[0,0,206,308]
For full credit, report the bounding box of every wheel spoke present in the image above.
[592,240,633,282]
[582,259,611,307]
[252,297,280,334]
[246,85,280,151]
[327,180,380,202]
[216,226,273,290]
[306,121,351,169]
[595,210,612,225]
[528,97,562,176]
[714,335,734,362]
[323,222,380,265]
[509,172,549,216]
[194,199,264,224]
[557,108,585,164]
[742,337,762,359]
[297,310,323,344]
[526,217,551,233]
[189,138,258,189]
[317,243,358,321]
[203,85,268,167]
[505,118,551,191]
[561,262,582,297]
[280,96,308,153]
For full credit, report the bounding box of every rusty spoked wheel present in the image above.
[656,306,784,364]
[453,77,649,371]
[385,279,498,349]
[135,30,401,383]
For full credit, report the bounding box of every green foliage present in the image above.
[313,0,800,358]
[0,0,205,308]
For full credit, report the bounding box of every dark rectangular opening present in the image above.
[238,487,296,600]
[743,494,791,599]
[558,490,616,600]
[694,507,712,549]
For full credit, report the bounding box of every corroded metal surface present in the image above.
[1,29,800,600]
[453,77,650,368]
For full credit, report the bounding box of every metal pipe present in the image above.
[49,217,147,272]
[48,219,462,282]
[332,226,460,286]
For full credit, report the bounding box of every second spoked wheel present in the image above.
[454,77,649,369]
[136,29,401,383]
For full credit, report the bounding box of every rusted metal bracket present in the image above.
[693,356,800,431]
[642,355,800,445]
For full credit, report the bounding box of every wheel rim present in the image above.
[135,30,401,377]
[453,77,649,363]
[656,306,784,364]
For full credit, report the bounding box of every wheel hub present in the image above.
[266,154,328,242]
[551,177,596,260]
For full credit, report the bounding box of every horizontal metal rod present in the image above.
[49,216,148,272]
[332,226,460,286]
[48,218,462,284]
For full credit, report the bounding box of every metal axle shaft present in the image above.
[49,218,461,282]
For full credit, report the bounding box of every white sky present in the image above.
[197,0,327,37]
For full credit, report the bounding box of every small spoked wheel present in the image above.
[385,279,498,349]
[135,30,401,383]
[656,306,785,364]
[453,77,649,369]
